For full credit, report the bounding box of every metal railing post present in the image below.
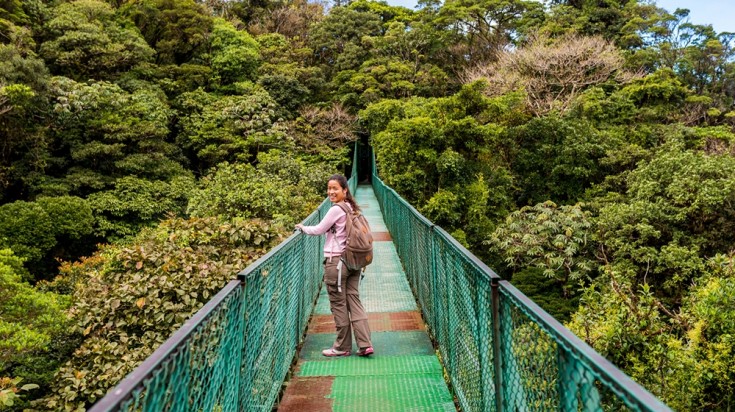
[476,277,492,411]
[491,278,504,412]
[430,225,438,339]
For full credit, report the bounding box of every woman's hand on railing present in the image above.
[295,224,304,232]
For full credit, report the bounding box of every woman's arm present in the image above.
[296,206,343,235]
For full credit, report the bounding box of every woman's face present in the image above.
[327,180,347,203]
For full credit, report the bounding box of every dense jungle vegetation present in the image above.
[1,0,734,410]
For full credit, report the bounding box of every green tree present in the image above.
[563,144,735,409]
[0,0,47,45]
[209,18,261,87]
[672,254,735,410]
[624,7,735,124]
[568,273,677,404]
[568,252,735,411]
[0,202,55,274]
[0,249,71,409]
[40,0,155,80]
[175,87,289,170]
[488,201,594,296]
[0,0,29,29]
[434,0,545,67]
[542,0,661,47]
[123,62,215,98]
[348,0,415,26]
[308,6,382,78]
[88,175,195,241]
[505,115,609,205]
[365,83,520,253]
[121,0,213,65]
[0,43,51,201]
[187,150,334,226]
[257,73,310,116]
[594,145,735,301]
[0,196,94,279]
[616,68,690,124]
[332,56,448,108]
[255,33,325,106]
[36,196,95,275]
[45,77,187,196]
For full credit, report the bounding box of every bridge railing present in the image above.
[371,149,672,412]
[91,142,671,412]
[89,147,361,412]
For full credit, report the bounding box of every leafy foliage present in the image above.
[488,201,593,295]
[1,377,39,409]
[37,216,284,410]
[506,115,610,205]
[209,18,261,87]
[121,0,213,65]
[40,0,155,80]
[567,253,735,411]
[253,33,324,111]
[0,249,71,410]
[175,87,288,169]
[0,202,55,271]
[308,6,382,78]
[87,175,195,241]
[366,83,520,254]
[594,146,735,299]
[46,76,187,196]
[0,196,94,279]
[333,56,448,108]
[0,43,51,201]
[434,0,545,67]
[3,0,735,409]
[0,249,70,369]
[187,151,334,226]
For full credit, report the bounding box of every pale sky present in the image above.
[655,0,735,34]
[383,0,735,34]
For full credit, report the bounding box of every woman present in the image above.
[296,174,374,357]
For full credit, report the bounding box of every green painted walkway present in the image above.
[278,184,456,412]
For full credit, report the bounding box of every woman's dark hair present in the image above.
[328,174,360,212]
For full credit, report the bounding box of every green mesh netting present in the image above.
[91,144,671,412]
[98,198,330,412]
[371,149,671,412]
[90,149,362,412]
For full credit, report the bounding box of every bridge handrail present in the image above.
[90,143,671,411]
[371,149,672,412]
[89,145,360,411]
[89,201,331,412]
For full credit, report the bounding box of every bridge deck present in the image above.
[278,184,456,411]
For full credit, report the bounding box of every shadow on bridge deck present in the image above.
[277,184,456,412]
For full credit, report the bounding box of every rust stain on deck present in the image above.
[372,232,392,241]
[308,311,425,333]
[277,376,334,412]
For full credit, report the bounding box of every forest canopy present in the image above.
[1,0,734,410]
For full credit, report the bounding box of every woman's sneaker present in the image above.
[322,347,350,357]
[357,346,374,356]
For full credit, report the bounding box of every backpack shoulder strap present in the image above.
[334,201,351,216]
[334,201,353,231]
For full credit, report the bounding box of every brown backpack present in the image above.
[334,202,373,271]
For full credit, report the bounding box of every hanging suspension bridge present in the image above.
[88,145,672,412]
